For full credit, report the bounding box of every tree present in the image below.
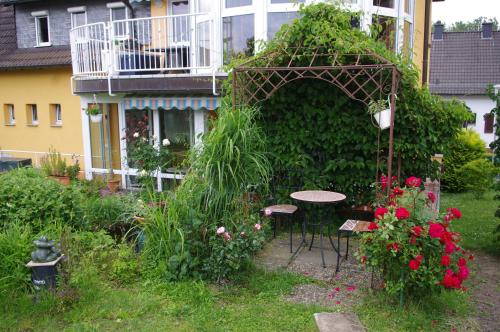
[445,17,498,32]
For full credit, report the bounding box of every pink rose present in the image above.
[216,226,225,235]
[254,223,262,231]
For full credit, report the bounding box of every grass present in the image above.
[441,190,499,255]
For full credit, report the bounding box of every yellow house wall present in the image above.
[412,0,429,82]
[0,68,85,169]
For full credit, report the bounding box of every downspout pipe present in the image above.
[422,0,432,85]
[124,1,135,18]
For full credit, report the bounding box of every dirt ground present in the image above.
[470,252,500,332]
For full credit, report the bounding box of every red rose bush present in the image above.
[356,177,471,297]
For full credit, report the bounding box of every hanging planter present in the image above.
[84,103,102,123]
[368,99,391,130]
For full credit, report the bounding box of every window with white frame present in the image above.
[26,104,38,125]
[223,14,255,64]
[267,11,299,40]
[32,11,50,47]
[373,0,395,9]
[170,0,190,44]
[50,104,62,126]
[107,2,129,38]
[68,6,87,28]
[225,0,252,8]
[3,104,15,125]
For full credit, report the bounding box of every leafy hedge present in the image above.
[442,130,486,192]
[231,3,470,204]
[0,168,84,230]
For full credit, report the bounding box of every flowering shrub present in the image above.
[356,176,472,298]
[204,217,267,281]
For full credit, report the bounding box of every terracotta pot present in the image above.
[107,179,120,193]
[48,175,71,186]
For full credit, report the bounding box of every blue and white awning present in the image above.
[124,96,220,111]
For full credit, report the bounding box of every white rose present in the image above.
[133,132,139,138]
[216,226,225,235]
[138,170,148,177]
[152,135,158,141]
[162,138,171,147]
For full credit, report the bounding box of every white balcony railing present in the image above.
[70,13,216,78]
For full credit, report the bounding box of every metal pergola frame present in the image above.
[232,46,401,193]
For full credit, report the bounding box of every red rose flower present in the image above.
[380,174,388,189]
[361,256,367,264]
[442,273,462,289]
[468,254,474,261]
[405,176,422,188]
[416,254,424,261]
[392,187,404,196]
[411,226,423,237]
[386,242,400,252]
[444,241,456,254]
[447,208,462,219]
[441,255,451,266]
[458,257,467,267]
[408,259,421,271]
[374,207,389,219]
[409,235,417,245]
[395,207,410,220]
[389,201,397,207]
[458,266,469,281]
[427,192,436,203]
[368,222,379,231]
[440,231,453,244]
[429,223,445,238]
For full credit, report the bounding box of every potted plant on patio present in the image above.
[84,104,102,123]
[41,148,71,185]
[368,99,391,130]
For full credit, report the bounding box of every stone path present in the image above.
[314,313,366,332]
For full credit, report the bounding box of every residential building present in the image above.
[0,0,440,189]
[429,22,500,147]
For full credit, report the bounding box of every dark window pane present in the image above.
[372,15,396,50]
[484,114,494,133]
[223,14,254,64]
[373,0,394,8]
[172,1,189,15]
[225,0,252,8]
[37,16,49,43]
[270,0,304,3]
[111,7,126,21]
[160,109,193,170]
[267,12,299,40]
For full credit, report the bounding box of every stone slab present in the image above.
[314,312,365,332]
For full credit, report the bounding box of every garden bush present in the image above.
[356,177,472,301]
[442,130,486,192]
[458,158,497,198]
[0,168,84,230]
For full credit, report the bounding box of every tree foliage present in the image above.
[442,17,498,32]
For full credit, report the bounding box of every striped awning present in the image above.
[124,96,220,111]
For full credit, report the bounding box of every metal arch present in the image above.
[232,49,401,193]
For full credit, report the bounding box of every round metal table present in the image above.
[290,190,346,267]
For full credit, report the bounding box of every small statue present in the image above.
[31,236,61,263]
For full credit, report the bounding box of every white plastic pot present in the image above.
[90,114,103,123]
[373,108,391,130]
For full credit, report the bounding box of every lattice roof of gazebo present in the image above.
[232,46,401,107]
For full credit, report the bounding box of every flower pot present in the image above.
[107,179,120,193]
[90,114,103,123]
[48,175,71,186]
[373,108,391,130]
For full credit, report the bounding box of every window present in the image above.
[372,15,396,50]
[159,109,194,171]
[484,114,494,134]
[402,21,412,58]
[464,112,476,127]
[32,11,50,46]
[267,12,299,40]
[373,0,394,8]
[26,104,38,125]
[171,1,190,44]
[50,104,62,126]
[223,14,255,64]
[270,0,304,3]
[196,0,211,12]
[3,104,15,125]
[68,7,87,28]
[108,2,129,37]
[404,0,411,14]
[225,0,252,8]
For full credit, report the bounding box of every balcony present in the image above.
[69,13,223,95]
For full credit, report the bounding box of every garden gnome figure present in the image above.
[27,236,64,292]
[31,236,61,263]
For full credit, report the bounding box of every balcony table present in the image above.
[290,190,346,268]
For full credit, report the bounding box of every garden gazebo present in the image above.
[232,46,401,193]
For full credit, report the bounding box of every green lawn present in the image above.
[1,191,495,332]
[441,191,499,255]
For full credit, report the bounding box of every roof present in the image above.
[0,5,16,54]
[0,4,71,70]
[429,31,500,95]
[0,46,72,70]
